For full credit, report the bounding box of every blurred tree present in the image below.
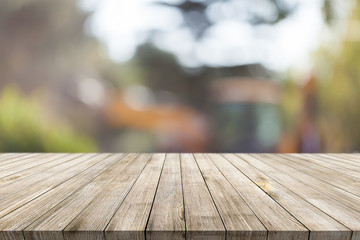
[315,0,360,152]
[0,86,97,152]
[0,0,103,92]
[157,0,297,38]
[0,0,103,152]
[131,43,273,110]
[157,0,336,39]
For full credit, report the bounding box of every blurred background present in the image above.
[0,0,359,153]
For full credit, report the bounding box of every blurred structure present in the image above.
[0,0,359,153]
[103,89,208,152]
[210,77,283,152]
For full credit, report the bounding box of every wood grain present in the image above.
[63,153,150,240]
[194,153,267,240]
[0,153,115,240]
[180,154,225,240]
[0,154,99,218]
[208,153,308,240]
[269,154,360,195]
[238,154,360,240]
[105,153,165,240]
[24,153,131,240]
[146,154,185,240]
[0,153,83,188]
[256,154,360,214]
[0,153,359,240]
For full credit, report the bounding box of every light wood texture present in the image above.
[24,153,131,240]
[0,153,117,240]
[238,154,360,240]
[146,154,185,240]
[64,153,150,240]
[0,154,83,187]
[208,153,308,240]
[0,153,359,240]
[0,153,66,178]
[269,154,360,195]
[105,153,165,240]
[194,153,267,240]
[0,154,99,218]
[256,154,360,213]
[0,153,27,165]
[180,154,225,240]
[317,154,360,169]
[223,154,351,240]
[0,153,41,169]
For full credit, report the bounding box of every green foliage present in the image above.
[0,86,97,152]
[315,2,360,152]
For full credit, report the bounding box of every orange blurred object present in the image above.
[104,92,209,152]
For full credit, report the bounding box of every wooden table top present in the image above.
[0,153,359,240]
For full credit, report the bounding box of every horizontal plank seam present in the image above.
[302,155,360,172]
[0,154,77,188]
[223,154,311,233]
[0,154,43,170]
[322,154,360,164]
[19,154,117,233]
[29,154,131,234]
[0,153,39,166]
[0,154,29,166]
[0,154,103,222]
[268,154,360,210]
[243,154,353,235]
[281,154,360,183]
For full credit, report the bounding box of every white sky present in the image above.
[80,0,325,72]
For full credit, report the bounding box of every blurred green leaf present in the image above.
[0,86,97,152]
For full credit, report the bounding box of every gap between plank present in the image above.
[191,153,227,238]
[144,153,167,240]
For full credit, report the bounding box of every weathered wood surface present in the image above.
[0,153,359,240]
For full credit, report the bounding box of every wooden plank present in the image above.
[146,153,186,240]
[105,153,165,240]
[0,153,16,159]
[332,154,360,161]
[179,154,225,240]
[207,153,309,240]
[0,153,68,178]
[264,153,360,195]
[0,154,83,188]
[318,154,360,168]
[0,153,100,218]
[265,154,360,197]
[0,153,358,240]
[24,153,137,240]
[295,154,360,172]
[194,154,267,240]
[0,153,121,240]
[64,154,152,240]
[0,153,25,164]
[251,154,360,224]
[0,153,40,167]
[290,154,360,178]
[235,154,360,240]
[223,154,351,240]
[0,154,85,197]
[0,153,51,170]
